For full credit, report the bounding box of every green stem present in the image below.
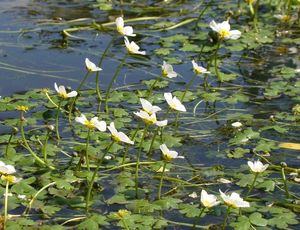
[157,161,167,200]
[193,207,206,229]
[121,219,129,230]
[146,77,159,98]
[135,125,148,198]
[55,100,62,140]
[213,41,222,82]
[122,127,140,165]
[222,206,231,230]
[281,166,290,198]
[4,180,9,227]
[85,129,91,171]
[20,114,54,169]
[174,73,197,127]
[42,130,51,162]
[105,53,128,114]
[95,34,117,108]
[194,0,214,30]
[148,108,171,155]
[68,72,90,122]
[253,0,260,31]
[85,141,114,213]
[246,172,258,197]
[5,131,14,158]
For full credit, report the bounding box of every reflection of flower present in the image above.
[0,162,16,175]
[85,58,102,72]
[292,104,300,115]
[124,37,146,55]
[75,114,106,131]
[160,144,184,161]
[192,60,210,75]
[164,92,186,112]
[219,190,250,208]
[116,17,136,37]
[209,20,241,40]
[107,122,134,145]
[248,160,269,173]
[162,61,177,78]
[54,83,77,99]
[140,98,161,115]
[134,110,167,127]
[201,189,220,208]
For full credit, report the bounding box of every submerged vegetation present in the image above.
[0,0,300,229]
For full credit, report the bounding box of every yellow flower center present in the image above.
[281,15,290,23]
[84,120,95,129]
[117,26,124,35]
[16,105,29,112]
[59,92,68,99]
[112,134,122,143]
[1,175,15,183]
[115,209,130,219]
[218,29,230,39]
[202,200,212,208]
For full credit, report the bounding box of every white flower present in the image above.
[248,160,269,173]
[140,98,161,115]
[274,14,294,23]
[17,194,26,200]
[219,190,250,208]
[124,37,146,55]
[162,61,177,78]
[54,83,78,99]
[189,192,198,199]
[85,58,102,72]
[107,122,134,145]
[0,161,16,175]
[231,121,242,128]
[191,60,210,75]
[164,92,186,112]
[75,114,106,131]
[201,189,220,208]
[160,144,184,161]
[209,20,241,40]
[134,110,167,127]
[116,17,136,37]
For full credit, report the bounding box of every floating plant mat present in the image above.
[0,0,300,229]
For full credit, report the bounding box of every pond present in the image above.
[0,0,300,229]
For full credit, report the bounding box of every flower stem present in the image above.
[192,207,206,229]
[222,206,231,230]
[5,129,16,158]
[42,129,51,162]
[85,141,114,213]
[105,53,128,114]
[174,73,197,127]
[85,129,91,171]
[281,165,290,198]
[213,41,222,82]
[157,161,167,200]
[68,72,90,122]
[4,180,9,227]
[55,100,62,140]
[135,125,148,198]
[20,113,54,169]
[95,34,117,109]
[146,77,159,98]
[246,172,258,197]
